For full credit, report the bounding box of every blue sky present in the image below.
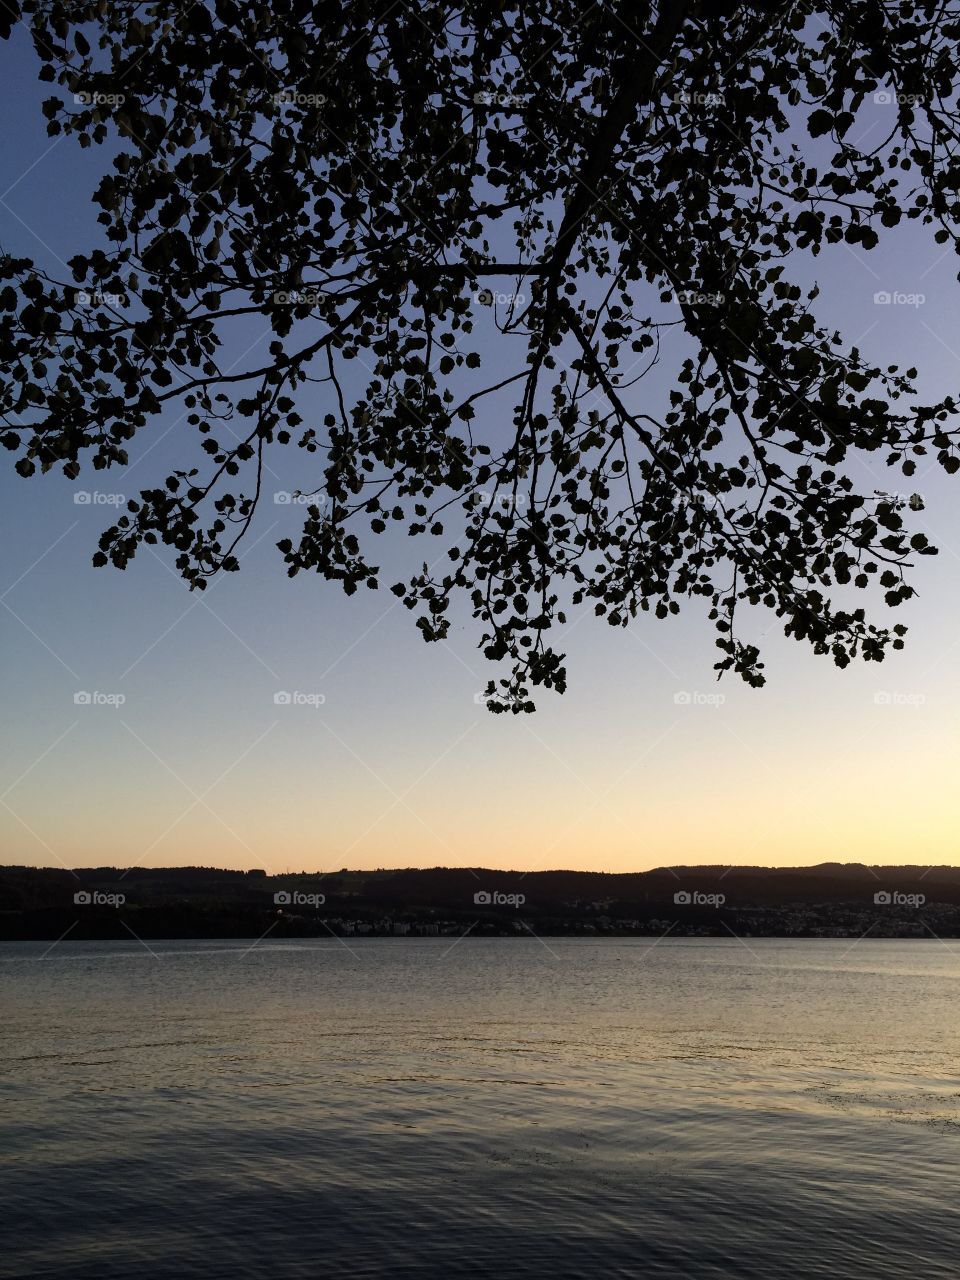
[2,24,959,874]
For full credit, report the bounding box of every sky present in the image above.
[1,25,959,875]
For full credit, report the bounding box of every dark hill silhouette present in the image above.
[1,862,957,941]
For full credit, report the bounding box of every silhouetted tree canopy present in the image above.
[2,1,959,708]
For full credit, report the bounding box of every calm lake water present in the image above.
[3,937,959,1277]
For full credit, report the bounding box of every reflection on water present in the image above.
[3,938,959,1277]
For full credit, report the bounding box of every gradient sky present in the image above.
[1,28,959,875]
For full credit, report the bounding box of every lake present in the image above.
[2,937,959,1277]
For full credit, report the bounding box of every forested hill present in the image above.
[0,862,955,940]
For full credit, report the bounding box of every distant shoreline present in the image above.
[1,861,955,942]
[0,931,953,945]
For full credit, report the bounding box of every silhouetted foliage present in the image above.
[2,2,958,706]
